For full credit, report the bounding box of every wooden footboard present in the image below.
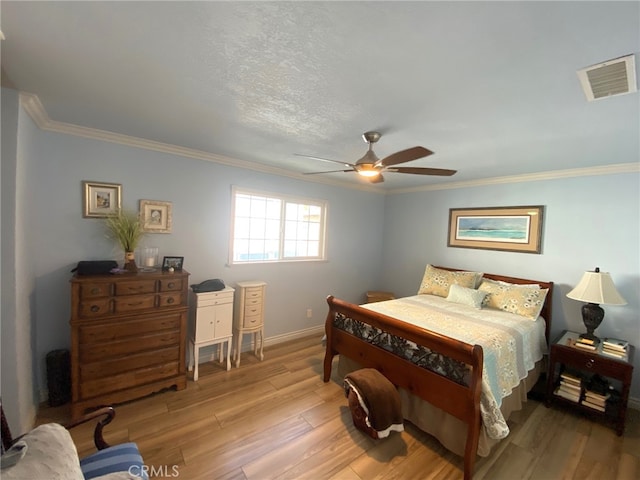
[323,295,483,480]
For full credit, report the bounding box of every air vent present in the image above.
[577,54,637,102]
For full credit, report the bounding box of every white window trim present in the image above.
[229,186,328,265]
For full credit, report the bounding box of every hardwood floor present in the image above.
[37,335,640,479]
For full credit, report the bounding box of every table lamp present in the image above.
[566,267,626,344]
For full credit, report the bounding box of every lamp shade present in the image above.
[566,269,627,305]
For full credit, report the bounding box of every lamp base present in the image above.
[581,302,604,345]
[579,332,601,345]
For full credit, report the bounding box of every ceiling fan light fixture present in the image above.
[357,169,380,178]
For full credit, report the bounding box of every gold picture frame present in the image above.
[140,199,172,233]
[448,206,544,254]
[83,181,122,218]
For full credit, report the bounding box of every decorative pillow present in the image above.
[478,280,548,320]
[417,265,482,297]
[446,284,488,309]
[482,278,541,289]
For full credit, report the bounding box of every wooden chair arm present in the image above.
[64,406,115,450]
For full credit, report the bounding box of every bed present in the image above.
[323,265,553,480]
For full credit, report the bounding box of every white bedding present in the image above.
[361,294,547,439]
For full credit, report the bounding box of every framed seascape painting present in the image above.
[448,206,544,254]
[83,181,122,218]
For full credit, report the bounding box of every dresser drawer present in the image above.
[114,294,156,313]
[79,299,113,319]
[245,287,263,301]
[243,313,262,328]
[244,301,262,317]
[79,315,181,344]
[115,280,156,296]
[80,331,180,363]
[197,292,234,307]
[80,362,179,399]
[159,278,183,292]
[80,347,179,380]
[158,292,183,307]
[80,283,112,299]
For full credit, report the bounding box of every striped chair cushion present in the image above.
[79,443,147,480]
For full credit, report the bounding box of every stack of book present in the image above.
[554,371,582,403]
[582,389,609,412]
[573,337,597,351]
[601,338,629,360]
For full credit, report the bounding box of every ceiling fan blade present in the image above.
[377,146,434,167]
[386,166,457,176]
[303,169,355,175]
[295,153,355,168]
[368,174,384,183]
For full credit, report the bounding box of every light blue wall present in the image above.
[24,121,386,399]
[1,88,39,433]
[381,174,640,397]
[3,93,639,422]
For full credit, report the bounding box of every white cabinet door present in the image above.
[195,304,216,343]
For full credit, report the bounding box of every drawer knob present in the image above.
[167,297,174,304]
[168,282,175,288]
[90,305,99,313]
[91,287,100,294]
[586,359,595,368]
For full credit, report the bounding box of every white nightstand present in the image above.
[188,287,235,380]
[233,281,266,368]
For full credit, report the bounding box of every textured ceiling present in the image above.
[1,1,639,190]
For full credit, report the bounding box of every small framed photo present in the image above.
[162,256,184,271]
[83,181,122,218]
[140,199,172,233]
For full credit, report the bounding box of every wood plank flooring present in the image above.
[37,335,640,479]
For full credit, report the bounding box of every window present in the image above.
[230,187,327,264]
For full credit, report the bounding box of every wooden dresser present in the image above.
[69,270,189,418]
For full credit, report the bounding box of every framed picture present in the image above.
[162,256,184,271]
[139,200,172,233]
[83,181,122,218]
[448,206,544,254]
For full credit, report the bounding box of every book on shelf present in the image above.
[584,391,609,404]
[582,399,606,412]
[554,386,580,402]
[560,372,582,385]
[559,382,581,394]
[602,338,629,352]
[574,341,597,351]
[600,347,627,360]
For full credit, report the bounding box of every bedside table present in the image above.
[546,330,634,435]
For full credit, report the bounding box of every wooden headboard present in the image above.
[436,266,554,344]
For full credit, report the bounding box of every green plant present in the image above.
[104,209,145,252]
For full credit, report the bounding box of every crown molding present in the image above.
[18,92,379,194]
[19,92,639,195]
[388,163,640,194]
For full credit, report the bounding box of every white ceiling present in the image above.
[1,1,639,191]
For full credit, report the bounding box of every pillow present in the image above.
[418,265,483,297]
[446,284,488,309]
[481,278,541,289]
[478,280,548,320]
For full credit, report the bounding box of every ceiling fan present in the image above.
[296,131,456,183]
